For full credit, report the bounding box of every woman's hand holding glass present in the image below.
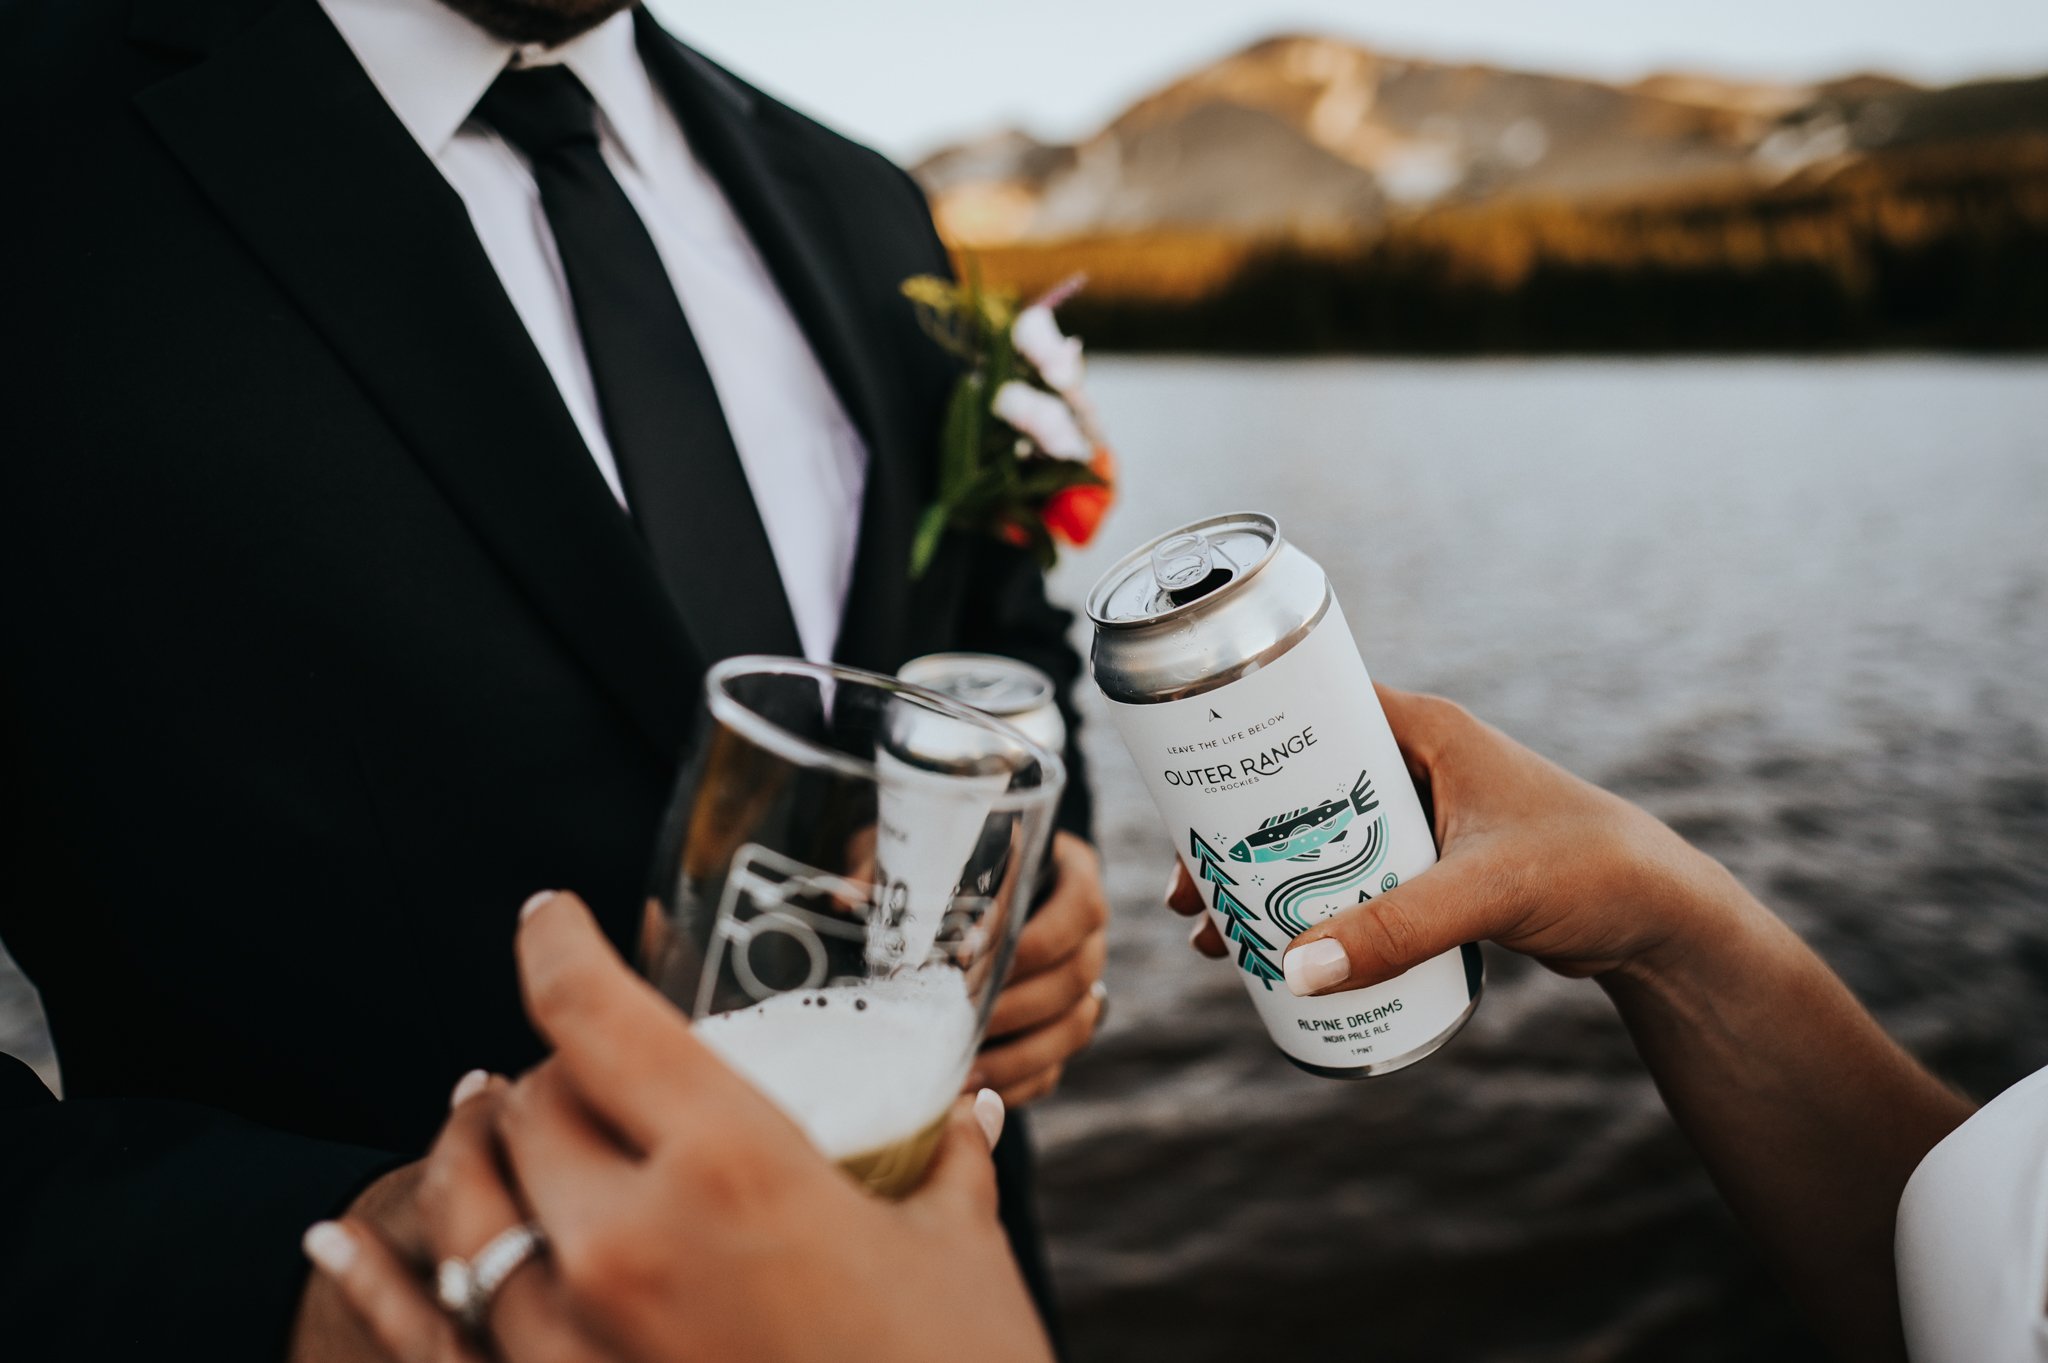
[305,892,1053,1363]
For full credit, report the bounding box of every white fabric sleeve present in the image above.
[1896,1064,2048,1363]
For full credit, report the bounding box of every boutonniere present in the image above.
[900,269,1117,578]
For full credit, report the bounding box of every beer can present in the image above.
[898,654,1067,759]
[1087,512,1483,1078]
[870,663,1060,972]
[901,653,1068,908]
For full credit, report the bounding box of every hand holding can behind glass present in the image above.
[1171,681,1971,1363]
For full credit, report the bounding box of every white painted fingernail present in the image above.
[1283,939,1351,996]
[302,1221,357,1275]
[973,1088,1006,1149]
[450,1068,490,1110]
[519,890,556,923]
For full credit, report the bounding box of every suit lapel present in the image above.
[637,19,922,673]
[134,0,705,760]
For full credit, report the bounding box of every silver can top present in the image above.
[898,653,1055,718]
[1086,511,1281,628]
[1086,511,1332,705]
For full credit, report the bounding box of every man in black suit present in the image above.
[0,0,1108,1356]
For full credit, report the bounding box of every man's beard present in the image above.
[437,0,637,47]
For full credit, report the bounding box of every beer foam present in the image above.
[695,966,978,1160]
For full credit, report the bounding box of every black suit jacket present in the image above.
[0,0,1090,1355]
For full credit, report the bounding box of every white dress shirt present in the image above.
[317,0,867,662]
[1896,1063,2048,1362]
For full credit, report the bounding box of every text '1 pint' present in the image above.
[1087,512,1483,1077]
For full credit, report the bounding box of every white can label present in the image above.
[1102,601,1474,1069]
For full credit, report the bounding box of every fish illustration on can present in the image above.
[1228,769,1378,863]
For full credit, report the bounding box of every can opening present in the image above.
[1151,532,1233,607]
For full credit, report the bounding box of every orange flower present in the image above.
[1044,447,1117,548]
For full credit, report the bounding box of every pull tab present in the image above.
[1152,532,1233,607]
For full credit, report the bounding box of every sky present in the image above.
[646,0,2048,159]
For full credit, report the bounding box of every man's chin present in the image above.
[435,0,637,48]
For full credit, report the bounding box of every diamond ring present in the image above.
[436,1222,547,1331]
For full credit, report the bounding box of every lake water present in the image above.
[2,358,2044,1360]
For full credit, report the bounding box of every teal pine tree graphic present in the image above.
[1214,884,1269,948]
[1192,828,1280,986]
[1189,829,1236,885]
[1238,943,1285,988]
[1213,883,1283,990]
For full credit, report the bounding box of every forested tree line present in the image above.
[966,138,2048,353]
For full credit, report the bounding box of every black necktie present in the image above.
[474,65,801,660]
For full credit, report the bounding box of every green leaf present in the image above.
[908,502,952,580]
[965,254,1017,335]
[985,316,1018,394]
[994,435,1023,497]
[1014,461,1103,498]
[959,254,1021,381]
[900,275,959,310]
[902,275,980,361]
[938,375,984,501]
[950,465,1015,518]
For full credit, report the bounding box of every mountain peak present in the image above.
[916,34,2047,246]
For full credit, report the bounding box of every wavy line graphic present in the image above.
[1263,816,1389,935]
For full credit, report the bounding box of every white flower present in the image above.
[991,381,1092,461]
[1011,305,1086,393]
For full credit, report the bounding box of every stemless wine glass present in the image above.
[639,656,1065,1197]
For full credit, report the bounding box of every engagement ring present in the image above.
[436,1222,547,1330]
